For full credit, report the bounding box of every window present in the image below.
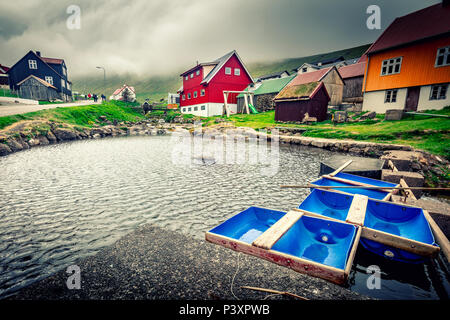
[200,89,205,96]
[384,89,398,103]
[194,106,198,111]
[225,67,231,75]
[28,60,37,69]
[193,91,197,98]
[188,107,192,111]
[190,73,193,78]
[234,68,240,76]
[196,70,200,76]
[302,67,307,73]
[187,93,191,99]
[61,79,65,88]
[435,46,450,67]
[381,57,402,76]
[183,108,186,112]
[430,84,448,100]
[182,95,185,100]
[67,82,71,90]
[45,76,53,85]
[185,76,188,80]
[201,105,206,110]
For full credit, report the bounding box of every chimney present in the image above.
[36,51,41,57]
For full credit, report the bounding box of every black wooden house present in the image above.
[7,50,72,101]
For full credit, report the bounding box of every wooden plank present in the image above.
[399,178,417,200]
[252,210,303,250]
[329,160,353,177]
[345,194,368,226]
[322,175,395,192]
[292,208,344,223]
[205,231,346,284]
[388,160,398,172]
[344,226,362,278]
[361,227,440,257]
[423,210,450,263]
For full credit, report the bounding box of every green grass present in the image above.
[0,88,19,98]
[200,107,450,159]
[0,100,145,131]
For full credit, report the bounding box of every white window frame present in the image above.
[188,107,192,111]
[187,93,191,99]
[429,84,448,100]
[193,91,197,98]
[435,46,450,67]
[200,89,205,96]
[225,67,231,75]
[196,70,200,76]
[201,105,206,110]
[45,76,53,85]
[194,106,198,111]
[381,57,402,76]
[61,79,65,88]
[190,73,193,78]
[185,76,188,80]
[384,89,398,103]
[28,60,37,69]
[182,95,185,101]
[234,68,240,76]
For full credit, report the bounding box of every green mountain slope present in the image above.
[72,43,370,103]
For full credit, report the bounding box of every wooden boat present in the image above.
[296,189,440,262]
[310,172,399,200]
[205,206,361,284]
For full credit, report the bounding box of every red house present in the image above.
[178,50,254,116]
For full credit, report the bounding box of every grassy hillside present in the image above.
[71,44,370,103]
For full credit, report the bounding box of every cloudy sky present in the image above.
[0,0,440,78]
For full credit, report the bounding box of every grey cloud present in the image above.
[0,0,440,77]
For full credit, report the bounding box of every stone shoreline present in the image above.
[0,120,448,188]
[9,224,369,300]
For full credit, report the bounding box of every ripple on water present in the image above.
[0,136,448,300]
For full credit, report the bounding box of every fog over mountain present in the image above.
[0,0,439,78]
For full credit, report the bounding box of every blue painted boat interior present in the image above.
[335,172,397,188]
[271,215,357,270]
[360,238,428,264]
[208,207,286,244]
[364,200,437,245]
[310,177,390,200]
[298,189,352,221]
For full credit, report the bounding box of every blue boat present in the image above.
[310,172,398,200]
[297,189,440,262]
[206,206,361,284]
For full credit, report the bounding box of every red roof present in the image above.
[366,3,450,55]
[0,64,9,74]
[287,67,332,87]
[338,62,366,79]
[41,57,64,65]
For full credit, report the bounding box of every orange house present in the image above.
[361,2,450,112]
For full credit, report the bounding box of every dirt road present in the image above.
[0,100,101,117]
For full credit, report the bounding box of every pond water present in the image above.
[0,135,448,299]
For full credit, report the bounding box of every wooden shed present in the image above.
[274,81,330,122]
[338,61,366,103]
[16,75,59,101]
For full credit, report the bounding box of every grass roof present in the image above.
[237,75,295,98]
[274,81,320,100]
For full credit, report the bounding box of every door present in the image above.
[404,86,420,111]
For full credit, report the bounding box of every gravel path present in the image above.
[0,100,100,117]
[9,224,369,300]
